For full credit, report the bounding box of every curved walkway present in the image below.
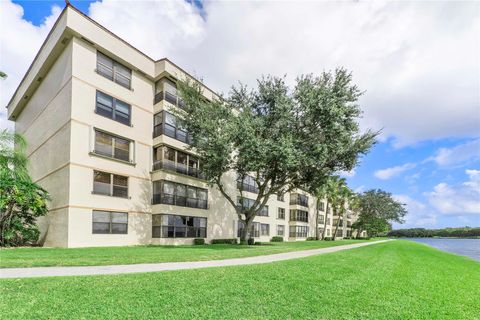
[0,240,392,279]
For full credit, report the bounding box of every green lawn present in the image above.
[0,239,374,268]
[1,240,479,319]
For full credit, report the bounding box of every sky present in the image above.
[0,0,479,229]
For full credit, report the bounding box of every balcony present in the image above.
[152,193,208,209]
[154,91,186,109]
[153,124,192,144]
[236,181,259,194]
[152,159,206,180]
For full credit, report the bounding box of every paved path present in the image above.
[0,240,392,279]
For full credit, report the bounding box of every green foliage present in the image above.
[210,238,238,245]
[0,130,50,247]
[388,227,480,238]
[270,236,284,242]
[0,71,6,79]
[323,237,334,241]
[177,70,377,241]
[193,238,205,245]
[306,237,317,241]
[352,189,407,238]
[247,238,255,245]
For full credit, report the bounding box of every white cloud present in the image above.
[338,169,356,178]
[374,163,416,180]
[1,0,479,147]
[0,1,61,130]
[425,169,480,215]
[392,194,437,228]
[433,139,480,167]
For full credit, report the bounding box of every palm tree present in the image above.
[332,185,353,240]
[314,176,345,240]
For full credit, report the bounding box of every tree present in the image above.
[332,183,353,240]
[177,69,377,242]
[352,189,407,238]
[0,130,50,246]
[0,71,7,79]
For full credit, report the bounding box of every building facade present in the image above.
[6,5,360,247]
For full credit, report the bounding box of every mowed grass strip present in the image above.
[1,240,479,320]
[0,239,374,268]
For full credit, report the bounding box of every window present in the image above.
[93,170,128,198]
[95,91,131,125]
[290,193,308,207]
[153,111,191,144]
[260,223,269,236]
[289,226,308,238]
[152,214,206,238]
[290,209,309,222]
[277,192,285,202]
[237,221,260,238]
[153,146,204,179]
[318,214,325,224]
[237,197,268,216]
[152,180,208,209]
[277,225,285,236]
[277,208,285,219]
[94,130,131,162]
[327,229,331,236]
[92,210,128,234]
[319,202,325,211]
[327,218,331,225]
[97,52,132,89]
[237,175,259,193]
[154,78,186,109]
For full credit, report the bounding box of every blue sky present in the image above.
[1,0,479,229]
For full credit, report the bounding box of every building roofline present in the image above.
[7,3,220,111]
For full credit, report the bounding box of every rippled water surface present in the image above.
[407,238,480,261]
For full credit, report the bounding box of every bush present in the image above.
[323,237,333,241]
[254,241,262,245]
[247,238,255,245]
[193,238,205,245]
[211,238,238,245]
[270,236,284,242]
[306,237,317,241]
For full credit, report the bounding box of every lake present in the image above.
[407,238,480,261]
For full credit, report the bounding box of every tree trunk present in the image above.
[315,199,320,240]
[240,216,254,243]
[321,201,329,240]
[332,207,340,240]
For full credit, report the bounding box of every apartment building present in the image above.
[6,5,359,247]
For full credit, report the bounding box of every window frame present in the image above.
[92,170,129,198]
[95,91,131,126]
[152,180,208,209]
[92,210,128,234]
[96,51,132,89]
[93,129,132,163]
[152,214,207,239]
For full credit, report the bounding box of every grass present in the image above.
[0,239,376,268]
[1,240,479,319]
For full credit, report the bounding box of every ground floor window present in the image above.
[327,229,331,236]
[277,225,285,236]
[92,210,128,234]
[152,214,206,238]
[289,225,308,238]
[237,221,260,238]
[260,223,270,236]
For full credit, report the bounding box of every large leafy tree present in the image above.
[0,130,50,246]
[178,69,377,241]
[352,189,407,238]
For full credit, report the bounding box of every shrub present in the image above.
[193,238,205,245]
[306,237,316,241]
[270,236,284,242]
[254,241,262,245]
[247,238,255,245]
[211,238,238,245]
[323,237,333,241]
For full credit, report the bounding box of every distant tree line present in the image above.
[388,227,480,238]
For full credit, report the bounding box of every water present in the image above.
[407,238,480,261]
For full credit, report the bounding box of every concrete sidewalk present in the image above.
[0,240,392,279]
